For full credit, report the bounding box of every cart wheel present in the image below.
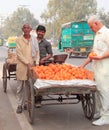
[3,63,7,93]
[27,78,35,124]
[81,93,95,120]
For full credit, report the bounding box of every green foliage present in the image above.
[41,0,97,46]
[2,7,39,38]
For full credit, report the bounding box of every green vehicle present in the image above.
[58,21,94,57]
[0,37,4,46]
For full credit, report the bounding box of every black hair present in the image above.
[36,25,46,32]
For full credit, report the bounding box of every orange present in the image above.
[89,52,97,58]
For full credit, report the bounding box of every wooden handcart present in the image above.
[2,48,16,92]
[27,66,97,124]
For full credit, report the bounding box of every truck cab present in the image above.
[58,21,94,57]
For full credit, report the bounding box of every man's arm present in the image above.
[35,50,40,65]
[79,57,91,68]
[40,41,53,63]
[46,41,53,59]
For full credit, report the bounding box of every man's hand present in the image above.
[27,63,33,70]
[40,59,45,64]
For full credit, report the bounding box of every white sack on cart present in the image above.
[34,79,96,89]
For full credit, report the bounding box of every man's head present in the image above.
[22,23,32,35]
[36,25,46,40]
[87,15,103,33]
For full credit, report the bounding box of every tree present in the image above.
[41,0,97,46]
[98,8,109,28]
[3,7,39,38]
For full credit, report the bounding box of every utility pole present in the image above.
[53,0,56,45]
[19,4,30,8]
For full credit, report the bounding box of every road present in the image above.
[0,46,108,130]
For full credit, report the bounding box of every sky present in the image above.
[0,0,109,23]
[0,0,48,23]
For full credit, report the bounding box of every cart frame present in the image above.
[27,71,96,124]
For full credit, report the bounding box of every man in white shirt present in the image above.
[80,15,109,126]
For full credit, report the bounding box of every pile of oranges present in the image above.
[32,64,94,80]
